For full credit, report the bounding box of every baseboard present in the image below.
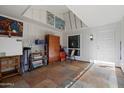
[93,60,115,66]
[121,63,124,73]
[115,63,121,68]
[75,59,90,63]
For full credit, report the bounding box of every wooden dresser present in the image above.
[0,56,20,80]
[45,34,60,64]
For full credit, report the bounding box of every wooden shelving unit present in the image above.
[30,52,48,70]
[0,56,20,80]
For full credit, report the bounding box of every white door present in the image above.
[96,29,115,63]
[120,19,124,71]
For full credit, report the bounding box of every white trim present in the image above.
[21,5,31,18]
[0,14,23,22]
[121,62,124,72]
[94,60,115,66]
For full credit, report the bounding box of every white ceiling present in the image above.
[0,5,30,19]
[31,5,69,14]
[67,5,124,27]
[1,5,124,27]
[0,5,69,20]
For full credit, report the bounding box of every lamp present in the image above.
[90,34,93,41]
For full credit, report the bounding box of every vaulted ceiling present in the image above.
[0,5,30,19]
[67,5,124,27]
[0,5,69,20]
[31,5,69,14]
[0,5,124,27]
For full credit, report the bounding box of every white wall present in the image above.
[62,21,121,66]
[23,22,63,53]
[63,11,86,32]
[88,22,121,66]
[0,14,23,56]
[22,7,65,53]
[24,7,64,25]
[0,13,63,54]
[120,18,124,72]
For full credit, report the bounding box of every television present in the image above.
[68,35,80,48]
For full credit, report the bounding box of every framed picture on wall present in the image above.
[55,16,65,30]
[0,16,23,37]
[47,11,54,26]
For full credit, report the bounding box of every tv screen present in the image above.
[68,35,80,48]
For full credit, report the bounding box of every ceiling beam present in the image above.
[20,5,31,19]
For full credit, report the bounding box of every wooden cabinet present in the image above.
[45,34,60,64]
[0,56,20,80]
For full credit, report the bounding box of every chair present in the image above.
[60,51,66,61]
[67,48,76,62]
